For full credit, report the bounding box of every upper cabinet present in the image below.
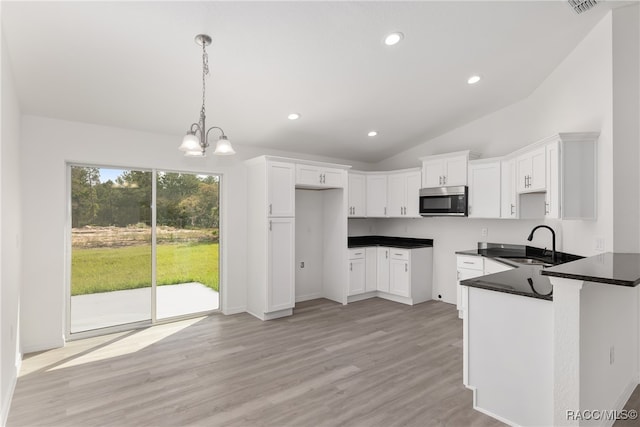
[366,174,388,217]
[296,164,345,189]
[544,133,597,220]
[348,173,366,217]
[268,161,296,217]
[516,146,546,193]
[468,159,501,218]
[500,158,517,219]
[420,151,478,188]
[387,169,422,217]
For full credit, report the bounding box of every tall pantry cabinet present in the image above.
[246,158,296,320]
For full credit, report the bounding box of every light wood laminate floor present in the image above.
[8,298,506,427]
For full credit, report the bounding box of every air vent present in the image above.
[567,0,598,14]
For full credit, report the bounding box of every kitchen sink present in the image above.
[501,257,554,268]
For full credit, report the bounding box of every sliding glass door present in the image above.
[69,166,220,335]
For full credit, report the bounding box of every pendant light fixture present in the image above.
[179,34,235,157]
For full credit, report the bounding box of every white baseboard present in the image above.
[1,356,21,427]
[347,292,376,303]
[468,386,518,427]
[295,293,323,303]
[600,379,640,427]
[21,336,65,355]
[222,306,246,315]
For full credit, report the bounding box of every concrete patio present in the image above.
[70,282,219,333]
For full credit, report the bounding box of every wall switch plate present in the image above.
[610,346,615,365]
[481,228,488,237]
[595,238,605,252]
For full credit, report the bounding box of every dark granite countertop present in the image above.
[348,235,433,249]
[457,243,584,301]
[541,253,640,287]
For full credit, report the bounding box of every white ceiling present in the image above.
[1,1,621,163]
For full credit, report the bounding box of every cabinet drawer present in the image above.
[349,248,366,260]
[389,248,409,261]
[456,255,483,271]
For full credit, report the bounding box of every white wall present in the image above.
[19,115,369,353]
[358,13,615,304]
[612,5,640,252]
[1,27,23,425]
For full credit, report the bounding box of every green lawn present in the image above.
[71,243,219,296]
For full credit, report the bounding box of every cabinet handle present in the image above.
[443,176,447,185]
[269,204,272,215]
[405,263,408,272]
[510,204,515,215]
[350,262,352,271]
[269,220,272,231]
[463,261,474,264]
[354,252,363,256]
[394,253,403,257]
[385,250,388,259]
[400,206,403,215]
[322,173,326,184]
[384,207,387,215]
[545,202,550,215]
[439,176,442,186]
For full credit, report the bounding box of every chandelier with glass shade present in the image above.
[179,34,235,157]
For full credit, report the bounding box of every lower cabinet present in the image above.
[348,246,433,305]
[456,255,513,318]
[348,249,366,296]
[267,217,295,313]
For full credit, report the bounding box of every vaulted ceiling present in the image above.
[1,1,621,162]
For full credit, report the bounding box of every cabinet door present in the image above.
[376,247,390,292]
[405,171,422,217]
[500,159,517,218]
[365,248,377,292]
[366,175,388,217]
[444,155,468,186]
[468,161,501,218]
[422,159,444,188]
[483,259,514,275]
[295,164,322,187]
[529,146,547,191]
[389,258,410,297]
[322,168,345,188]
[268,218,295,312]
[348,258,366,296]
[545,142,560,219]
[268,162,295,217]
[348,173,366,217]
[456,267,484,310]
[387,173,405,217]
[516,154,532,193]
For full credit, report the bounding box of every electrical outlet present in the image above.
[481,228,488,237]
[595,238,605,252]
[610,346,615,365]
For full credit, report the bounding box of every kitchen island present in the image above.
[459,249,640,427]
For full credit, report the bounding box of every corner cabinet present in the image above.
[365,174,388,217]
[420,151,478,188]
[245,156,296,320]
[468,159,501,218]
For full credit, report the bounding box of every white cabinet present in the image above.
[348,172,366,217]
[366,174,388,217]
[268,161,295,217]
[268,218,295,311]
[296,164,345,188]
[516,146,546,193]
[365,248,377,293]
[348,249,366,296]
[468,159,501,218]
[421,151,476,188]
[389,249,410,297]
[387,169,421,217]
[544,134,597,220]
[376,246,390,292]
[456,254,514,317]
[500,158,517,218]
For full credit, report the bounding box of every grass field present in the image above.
[71,242,219,296]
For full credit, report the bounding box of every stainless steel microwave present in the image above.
[419,186,468,216]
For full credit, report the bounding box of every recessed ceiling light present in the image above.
[467,75,481,85]
[368,131,378,137]
[288,113,300,120]
[384,32,403,46]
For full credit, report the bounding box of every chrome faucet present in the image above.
[527,225,556,263]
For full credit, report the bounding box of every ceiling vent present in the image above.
[567,0,599,14]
